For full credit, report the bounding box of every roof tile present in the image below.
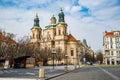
[68,34,77,41]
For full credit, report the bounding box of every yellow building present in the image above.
[30,9,93,65]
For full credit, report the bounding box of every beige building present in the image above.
[30,9,94,65]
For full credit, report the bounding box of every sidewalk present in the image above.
[0,65,76,80]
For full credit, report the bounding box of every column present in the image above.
[109,58,112,65]
[114,59,117,65]
[105,58,108,65]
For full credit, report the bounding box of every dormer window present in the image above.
[114,32,119,36]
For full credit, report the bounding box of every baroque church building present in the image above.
[30,9,90,65]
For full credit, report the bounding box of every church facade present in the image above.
[30,9,92,65]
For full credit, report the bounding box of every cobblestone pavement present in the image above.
[0,65,75,80]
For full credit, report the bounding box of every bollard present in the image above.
[39,69,45,78]
[74,65,77,69]
[64,66,68,72]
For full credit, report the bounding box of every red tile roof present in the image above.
[68,34,77,41]
[0,33,16,43]
[104,32,114,36]
[104,31,120,37]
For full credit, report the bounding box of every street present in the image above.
[0,66,120,80]
[51,66,120,80]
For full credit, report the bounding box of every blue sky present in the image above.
[0,0,120,52]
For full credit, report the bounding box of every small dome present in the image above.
[51,15,56,19]
[50,15,56,24]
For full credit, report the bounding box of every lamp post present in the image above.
[77,47,80,68]
[64,54,68,72]
[65,55,68,67]
[52,48,56,70]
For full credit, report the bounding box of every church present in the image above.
[30,8,87,65]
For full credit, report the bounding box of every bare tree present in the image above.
[0,30,17,58]
[16,35,33,57]
[40,48,51,65]
[96,50,103,64]
[55,48,64,65]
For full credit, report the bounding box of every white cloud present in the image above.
[92,6,120,20]
[79,0,101,9]
[64,5,71,12]
[81,17,94,23]
[78,0,119,10]
[71,6,82,13]
[0,7,53,38]
[0,0,120,51]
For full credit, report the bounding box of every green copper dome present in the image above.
[58,8,65,22]
[33,13,40,27]
[34,13,39,20]
[59,8,64,16]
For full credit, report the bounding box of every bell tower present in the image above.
[56,8,67,37]
[55,8,68,53]
[30,13,42,43]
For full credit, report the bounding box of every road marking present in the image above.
[26,72,35,75]
[99,67,120,80]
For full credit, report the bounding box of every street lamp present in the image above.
[51,48,56,70]
[65,55,68,67]
[77,47,80,68]
[83,57,86,64]
[64,54,68,72]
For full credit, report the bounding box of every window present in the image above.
[58,41,60,45]
[116,44,119,49]
[110,37,112,42]
[54,31,56,35]
[58,30,61,35]
[33,33,34,38]
[52,41,55,45]
[111,51,113,55]
[47,32,50,37]
[71,50,74,56]
[36,34,38,38]
[111,45,113,49]
[106,37,108,42]
[39,34,41,39]
[45,47,47,50]
[105,37,107,42]
[105,45,107,49]
[106,52,110,55]
[115,37,119,42]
